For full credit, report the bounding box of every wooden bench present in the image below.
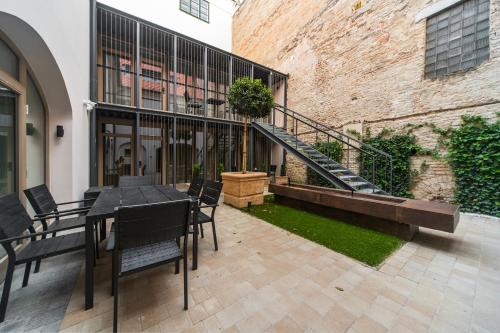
[268,183,459,240]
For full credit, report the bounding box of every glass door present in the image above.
[100,119,134,186]
[0,85,16,194]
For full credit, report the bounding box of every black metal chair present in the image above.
[109,199,192,333]
[23,184,93,271]
[118,175,154,187]
[0,193,86,323]
[180,177,204,199]
[192,180,223,250]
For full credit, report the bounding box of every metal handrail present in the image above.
[273,104,392,159]
[267,105,393,194]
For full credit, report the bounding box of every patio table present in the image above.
[84,185,199,310]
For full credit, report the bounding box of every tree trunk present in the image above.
[242,114,247,173]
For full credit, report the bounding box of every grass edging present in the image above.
[241,195,404,267]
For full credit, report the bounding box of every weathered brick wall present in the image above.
[233,0,500,201]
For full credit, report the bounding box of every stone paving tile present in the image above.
[57,207,500,333]
[5,203,499,332]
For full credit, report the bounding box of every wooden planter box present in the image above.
[221,172,268,208]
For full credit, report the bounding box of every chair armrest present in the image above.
[0,224,85,244]
[198,204,218,209]
[56,199,95,206]
[35,207,90,219]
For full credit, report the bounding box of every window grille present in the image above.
[425,0,490,79]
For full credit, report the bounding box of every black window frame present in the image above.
[180,0,210,23]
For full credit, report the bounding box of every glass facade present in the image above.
[95,4,287,186]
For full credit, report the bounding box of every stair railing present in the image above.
[268,105,393,194]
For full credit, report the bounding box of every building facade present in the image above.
[0,0,285,204]
[233,0,500,201]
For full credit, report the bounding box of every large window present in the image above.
[180,0,209,23]
[425,0,490,79]
[0,85,16,194]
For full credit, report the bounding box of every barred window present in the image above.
[180,0,209,23]
[425,0,490,79]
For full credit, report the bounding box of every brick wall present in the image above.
[233,0,500,201]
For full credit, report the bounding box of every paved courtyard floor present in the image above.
[55,203,500,333]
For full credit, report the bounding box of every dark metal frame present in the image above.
[90,2,288,186]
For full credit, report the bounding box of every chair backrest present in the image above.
[0,193,33,240]
[118,176,154,187]
[24,184,57,215]
[187,177,204,197]
[114,199,192,250]
[200,180,223,206]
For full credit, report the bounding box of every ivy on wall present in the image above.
[359,130,426,198]
[446,115,499,217]
[307,141,343,188]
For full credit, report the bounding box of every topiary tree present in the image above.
[228,77,274,172]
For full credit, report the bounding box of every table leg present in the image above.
[85,218,95,310]
[192,205,199,270]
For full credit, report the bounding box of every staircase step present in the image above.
[348,181,369,188]
[357,188,382,194]
[339,175,358,180]
[330,169,348,173]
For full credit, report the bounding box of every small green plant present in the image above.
[192,163,202,178]
[359,132,425,198]
[216,163,224,181]
[228,77,274,173]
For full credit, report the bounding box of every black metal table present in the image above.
[84,185,199,310]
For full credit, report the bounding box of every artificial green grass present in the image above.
[242,195,404,266]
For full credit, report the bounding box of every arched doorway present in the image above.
[0,11,75,201]
[0,35,46,196]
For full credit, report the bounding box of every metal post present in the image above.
[228,124,232,171]
[203,121,207,179]
[249,127,254,171]
[228,56,233,121]
[89,0,98,186]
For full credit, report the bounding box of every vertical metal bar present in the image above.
[135,21,140,108]
[204,46,208,118]
[228,124,232,172]
[173,118,177,188]
[228,56,233,121]
[173,35,178,114]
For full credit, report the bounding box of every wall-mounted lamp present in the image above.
[56,125,64,138]
[26,123,35,136]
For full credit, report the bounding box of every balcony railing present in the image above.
[95,3,288,122]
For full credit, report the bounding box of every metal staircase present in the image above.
[253,105,393,195]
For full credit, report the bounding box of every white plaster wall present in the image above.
[99,0,236,51]
[1,0,90,202]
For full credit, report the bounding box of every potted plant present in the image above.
[221,77,275,208]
